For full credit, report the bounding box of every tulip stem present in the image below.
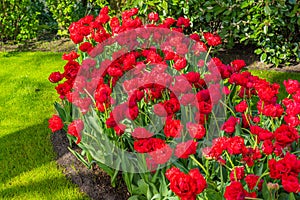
[218,162,232,171]
[210,110,220,135]
[224,151,235,168]
[256,171,269,189]
[220,165,224,194]
[139,110,157,132]
[270,117,276,131]
[190,155,209,176]
[220,100,236,117]
[204,46,212,66]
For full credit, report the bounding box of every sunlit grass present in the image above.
[0,52,89,199]
[249,69,300,100]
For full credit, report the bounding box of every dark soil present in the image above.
[0,38,75,52]
[51,130,130,200]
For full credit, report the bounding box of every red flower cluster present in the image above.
[229,166,245,181]
[164,118,182,138]
[203,32,222,47]
[131,127,153,139]
[204,136,248,159]
[235,100,248,113]
[269,152,300,193]
[230,59,246,72]
[94,83,112,112]
[134,138,172,164]
[221,116,240,134]
[166,167,207,200]
[274,124,299,146]
[225,169,263,199]
[186,122,206,139]
[49,58,81,99]
[48,115,64,132]
[249,123,299,157]
[245,174,263,190]
[48,71,63,83]
[67,119,84,144]
[224,181,257,200]
[175,140,198,159]
[49,6,300,200]
[283,79,300,94]
[148,12,159,22]
[282,96,300,127]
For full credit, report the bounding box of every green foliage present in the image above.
[185,0,300,67]
[186,0,243,47]
[1,0,299,66]
[240,0,300,66]
[45,0,86,36]
[0,0,40,41]
[33,0,59,37]
[102,0,300,67]
[45,0,102,36]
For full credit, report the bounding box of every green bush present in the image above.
[241,0,300,66]
[0,0,40,41]
[185,0,300,67]
[34,0,58,38]
[99,0,299,66]
[1,0,298,66]
[45,0,194,35]
[45,0,102,36]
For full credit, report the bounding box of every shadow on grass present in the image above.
[0,120,58,184]
[0,120,87,199]
[0,176,88,200]
[0,51,22,58]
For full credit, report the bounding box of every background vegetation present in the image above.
[1,0,299,66]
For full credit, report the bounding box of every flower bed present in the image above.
[48,7,300,200]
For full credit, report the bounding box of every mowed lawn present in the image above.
[249,69,300,100]
[0,52,89,200]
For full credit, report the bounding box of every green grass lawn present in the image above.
[0,52,89,200]
[249,69,300,100]
[0,51,299,199]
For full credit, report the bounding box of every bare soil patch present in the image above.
[51,130,130,200]
[0,38,75,53]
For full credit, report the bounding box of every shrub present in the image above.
[0,0,40,41]
[181,0,300,66]
[239,0,300,66]
[112,0,300,66]
[34,0,59,38]
[49,7,300,200]
[45,0,100,36]
[42,0,300,66]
